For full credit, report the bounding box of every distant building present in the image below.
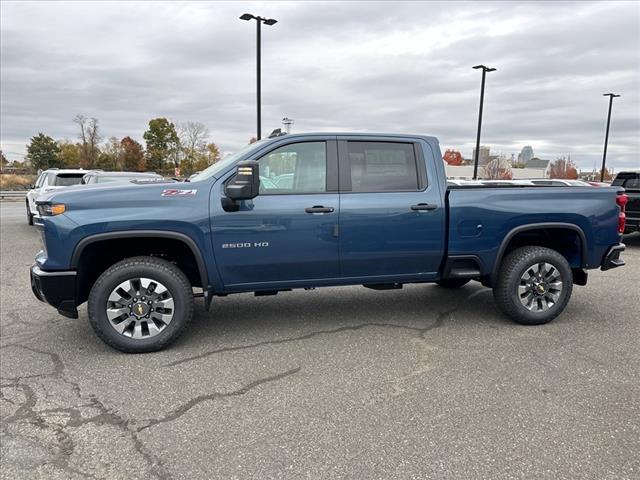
[518,146,534,164]
[525,157,551,176]
[472,145,491,165]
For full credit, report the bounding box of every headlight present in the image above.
[37,203,66,216]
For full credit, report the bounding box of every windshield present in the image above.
[613,174,640,188]
[188,140,269,182]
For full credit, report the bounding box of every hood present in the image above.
[39,178,177,203]
[38,178,208,212]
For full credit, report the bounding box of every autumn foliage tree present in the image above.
[57,140,83,168]
[481,158,513,180]
[443,149,464,166]
[549,157,578,179]
[121,136,145,171]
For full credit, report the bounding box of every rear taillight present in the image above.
[616,193,628,234]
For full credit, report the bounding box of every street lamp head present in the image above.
[263,18,278,26]
[240,13,255,21]
[603,93,621,98]
[473,65,496,72]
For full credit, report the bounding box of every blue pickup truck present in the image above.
[31,133,628,352]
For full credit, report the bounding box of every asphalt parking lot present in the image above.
[1,201,639,480]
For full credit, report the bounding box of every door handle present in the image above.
[305,205,334,214]
[411,203,437,211]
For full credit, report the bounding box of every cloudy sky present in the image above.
[1,1,639,170]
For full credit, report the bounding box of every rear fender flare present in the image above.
[491,222,587,284]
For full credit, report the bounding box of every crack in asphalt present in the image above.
[166,288,489,369]
[136,367,302,432]
[1,344,171,480]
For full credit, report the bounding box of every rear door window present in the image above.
[346,142,421,192]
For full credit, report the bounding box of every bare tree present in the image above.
[178,122,209,160]
[73,115,101,168]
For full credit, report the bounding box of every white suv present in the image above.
[26,169,88,225]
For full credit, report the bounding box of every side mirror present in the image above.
[225,160,259,201]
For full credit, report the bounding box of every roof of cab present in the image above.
[265,132,439,143]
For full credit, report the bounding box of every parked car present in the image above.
[81,171,164,184]
[612,171,640,234]
[529,179,592,187]
[31,132,626,352]
[26,169,89,225]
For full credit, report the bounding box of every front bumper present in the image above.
[600,243,625,271]
[30,264,78,318]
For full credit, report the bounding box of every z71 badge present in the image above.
[161,189,197,197]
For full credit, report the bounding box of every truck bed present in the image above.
[444,185,622,280]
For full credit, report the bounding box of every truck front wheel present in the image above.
[87,256,194,353]
[493,246,573,325]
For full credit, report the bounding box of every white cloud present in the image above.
[1,0,638,171]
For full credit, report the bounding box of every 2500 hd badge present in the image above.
[222,242,270,248]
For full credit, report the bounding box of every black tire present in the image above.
[26,200,33,226]
[87,256,194,353]
[493,246,573,325]
[436,278,471,289]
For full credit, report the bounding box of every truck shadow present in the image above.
[622,232,640,249]
[178,283,507,350]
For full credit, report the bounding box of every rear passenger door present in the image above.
[337,138,444,280]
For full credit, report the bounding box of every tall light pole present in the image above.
[601,93,620,182]
[472,65,496,179]
[240,13,277,140]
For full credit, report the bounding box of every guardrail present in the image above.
[0,191,27,199]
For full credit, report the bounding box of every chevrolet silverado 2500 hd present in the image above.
[31,133,627,352]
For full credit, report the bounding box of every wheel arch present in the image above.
[490,223,587,285]
[71,230,209,305]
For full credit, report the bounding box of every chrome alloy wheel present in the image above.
[106,278,174,339]
[518,262,563,312]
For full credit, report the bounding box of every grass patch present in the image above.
[0,174,35,190]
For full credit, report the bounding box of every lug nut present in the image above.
[141,297,146,301]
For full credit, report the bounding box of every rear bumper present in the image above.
[600,243,625,271]
[30,264,78,318]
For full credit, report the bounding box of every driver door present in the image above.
[211,139,340,290]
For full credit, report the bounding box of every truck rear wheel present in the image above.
[87,256,194,353]
[493,246,573,325]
